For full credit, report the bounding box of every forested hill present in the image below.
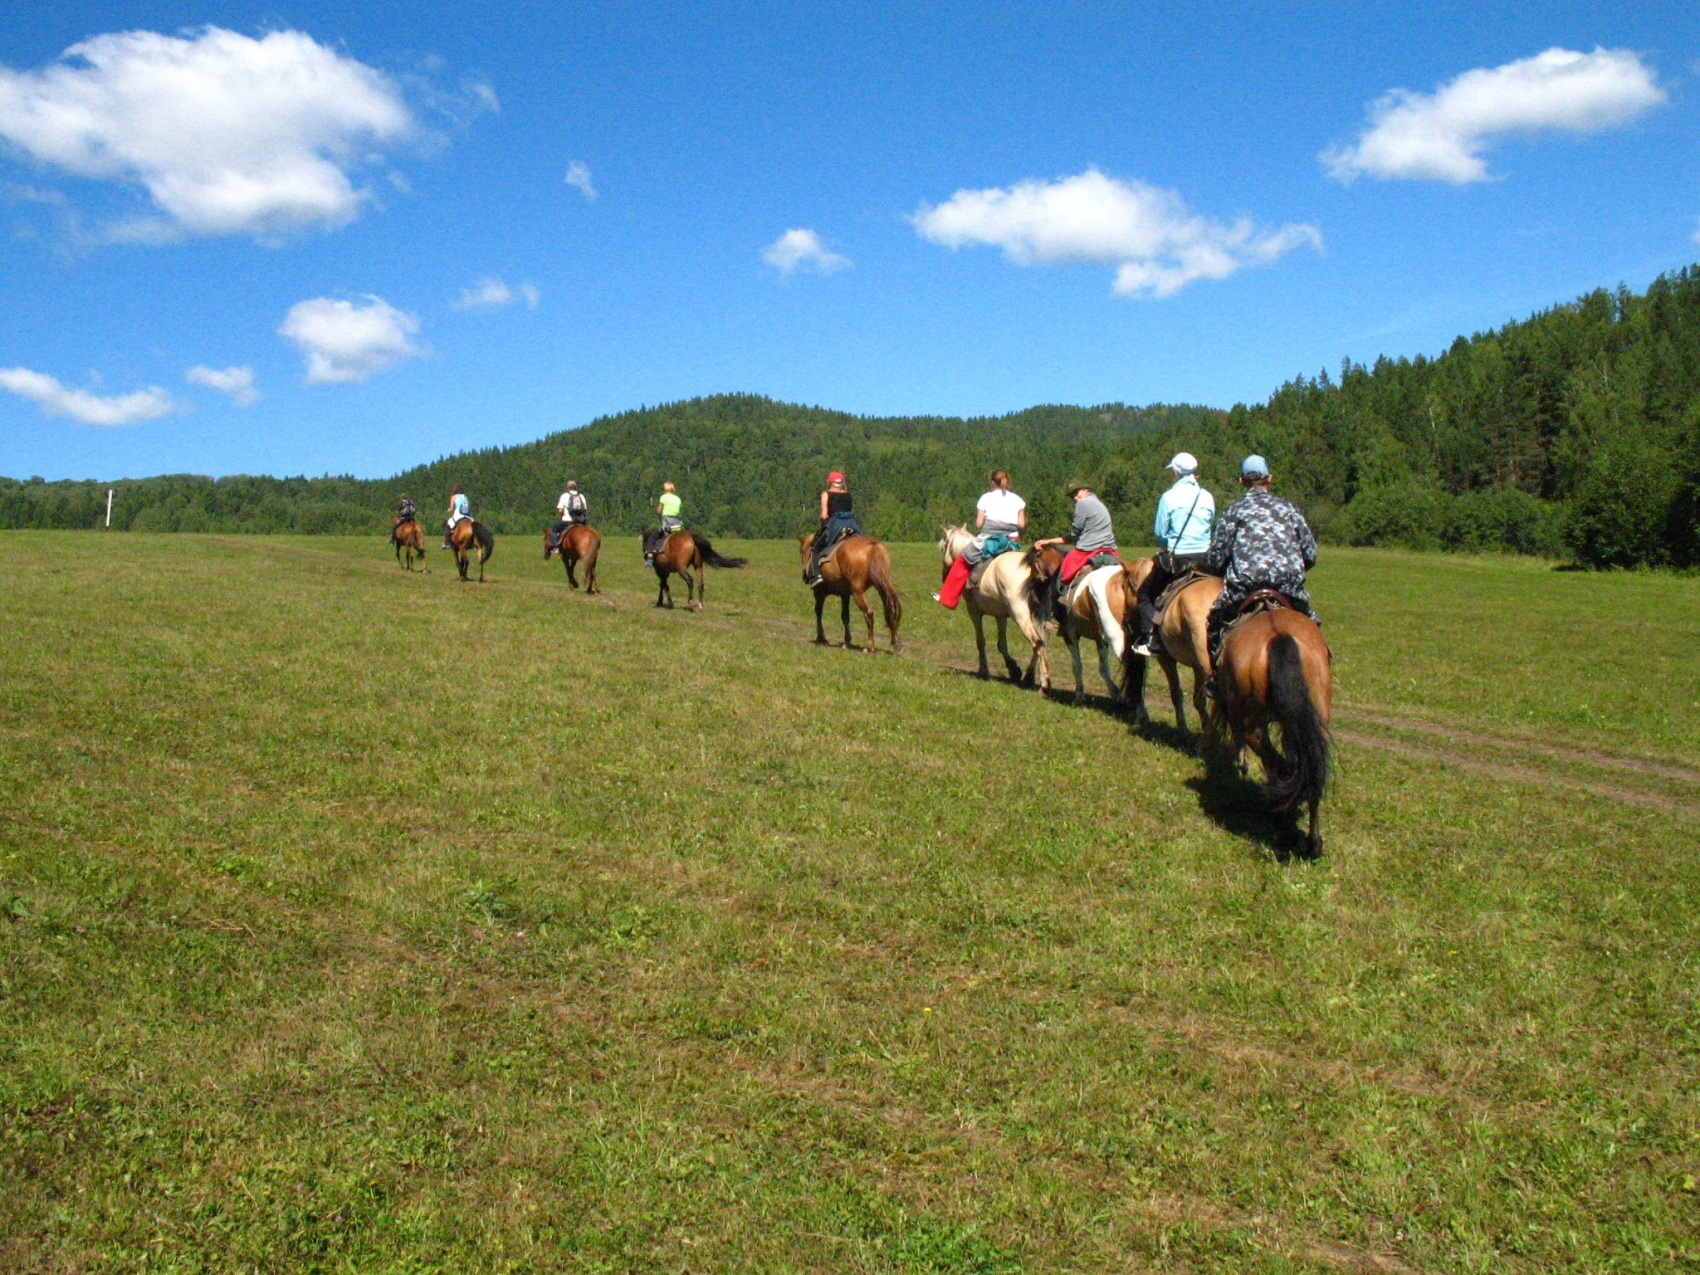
[8,265,1700,567]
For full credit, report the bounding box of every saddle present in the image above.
[1235,587,1294,618]
[1152,566,1212,619]
[967,539,1021,590]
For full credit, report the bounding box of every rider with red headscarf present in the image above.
[806,470,863,584]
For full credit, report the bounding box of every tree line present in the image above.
[7,265,1700,568]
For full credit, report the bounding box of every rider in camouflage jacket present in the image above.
[1205,455,1319,650]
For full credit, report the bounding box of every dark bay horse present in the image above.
[1211,605,1333,858]
[448,519,495,582]
[799,532,902,654]
[543,524,601,593]
[391,519,426,571]
[650,530,745,610]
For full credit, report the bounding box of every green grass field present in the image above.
[4,531,1698,1273]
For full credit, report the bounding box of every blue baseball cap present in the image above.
[1240,454,1270,479]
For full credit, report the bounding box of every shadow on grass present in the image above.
[1186,748,1311,864]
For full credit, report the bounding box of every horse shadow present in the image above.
[1185,749,1312,864]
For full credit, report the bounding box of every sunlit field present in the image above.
[4,532,1697,1273]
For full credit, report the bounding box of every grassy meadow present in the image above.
[3,531,1698,1273]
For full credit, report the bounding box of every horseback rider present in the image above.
[645,481,684,564]
[443,486,470,548]
[936,468,1026,608]
[805,470,863,585]
[1129,453,1217,657]
[1204,454,1320,661]
[1032,480,1118,606]
[551,480,588,549]
[394,493,418,526]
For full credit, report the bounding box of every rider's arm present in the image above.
[1153,491,1171,547]
[975,508,987,531]
[819,490,830,521]
[1016,507,1027,534]
[1204,510,1234,573]
[1296,511,1318,570]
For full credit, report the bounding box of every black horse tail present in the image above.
[691,532,746,568]
[1263,633,1330,816]
[1023,547,1055,625]
[473,521,495,561]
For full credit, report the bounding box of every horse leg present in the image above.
[566,559,579,589]
[1130,653,1152,729]
[1068,633,1086,705]
[853,587,875,654]
[995,616,1023,683]
[971,609,990,678]
[692,561,704,612]
[814,589,829,644]
[656,568,670,608]
[1011,599,1048,690]
[839,593,852,649]
[1097,639,1119,702]
[1160,655,1187,739]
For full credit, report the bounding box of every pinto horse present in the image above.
[1211,604,1333,858]
[391,518,427,571]
[800,532,902,654]
[649,530,745,610]
[543,524,601,593]
[1124,558,1222,744]
[938,526,1050,690]
[448,518,495,582]
[1026,546,1135,706]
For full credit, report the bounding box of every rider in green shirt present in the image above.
[646,482,684,564]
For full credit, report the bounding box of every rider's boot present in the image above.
[1129,598,1160,657]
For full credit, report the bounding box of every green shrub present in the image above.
[1564,436,1683,568]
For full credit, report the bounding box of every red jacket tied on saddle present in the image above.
[1059,545,1117,585]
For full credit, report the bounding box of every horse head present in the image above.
[797,532,815,566]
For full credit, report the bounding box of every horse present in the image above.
[1210,604,1333,858]
[938,526,1050,690]
[391,518,426,571]
[1124,558,1222,744]
[1026,547,1135,706]
[799,532,902,654]
[649,529,745,610]
[543,524,601,594]
[448,518,495,582]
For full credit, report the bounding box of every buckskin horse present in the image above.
[1210,600,1333,858]
[448,518,495,582]
[1027,546,1134,706]
[938,526,1050,690]
[800,531,902,654]
[649,529,745,610]
[391,518,427,571]
[1124,557,1222,744]
[543,524,601,594]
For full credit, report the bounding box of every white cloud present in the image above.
[912,168,1319,298]
[763,228,851,276]
[1323,47,1666,184]
[186,364,258,405]
[278,295,423,384]
[565,160,597,200]
[452,276,540,310]
[0,366,179,425]
[0,26,414,240]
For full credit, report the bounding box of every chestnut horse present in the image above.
[1124,558,1222,743]
[391,519,426,571]
[799,532,902,654]
[650,530,745,610]
[543,524,601,593]
[938,526,1050,690]
[448,518,495,582]
[1211,606,1333,858]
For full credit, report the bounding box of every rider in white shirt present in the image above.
[553,480,588,547]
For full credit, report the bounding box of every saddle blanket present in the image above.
[966,539,1021,590]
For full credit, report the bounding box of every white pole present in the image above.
[105,488,114,528]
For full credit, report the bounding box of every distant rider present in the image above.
[1033,480,1118,603]
[551,480,588,549]
[1204,454,1320,660]
[936,468,1026,608]
[645,481,684,564]
[443,486,470,548]
[1129,452,1217,657]
[806,470,863,585]
[394,494,418,526]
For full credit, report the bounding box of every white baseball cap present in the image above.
[1166,452,1198,474]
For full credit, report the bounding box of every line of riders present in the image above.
[388,450,1319,666]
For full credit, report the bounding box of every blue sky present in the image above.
[2,1,1696,480]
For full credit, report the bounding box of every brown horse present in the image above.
[1124,557,1222,743]
[650,530,745,610]
[543,524,601,593]
[1211,605,1333,858]
[1026,546,1136,706]
[448,518,495,582]
[799,532,902,654]
[391,518,426,571]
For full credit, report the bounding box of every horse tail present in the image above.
[1264,632,1330,816]
[691,532,746,569]
[1023,549,1055,625]
[474,521,495,561]
[868,544,902,636]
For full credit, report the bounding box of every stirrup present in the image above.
[1129,637,1159,658]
